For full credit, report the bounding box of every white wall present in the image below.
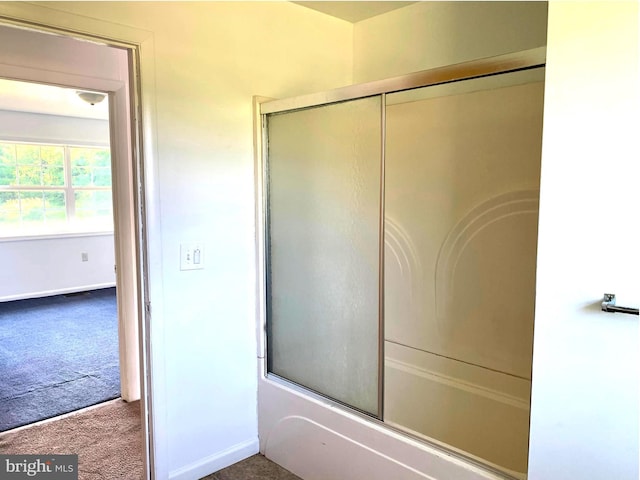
[0,108,114,301]
[353,1,548,83]
[528,2,639,479]
[0,110,109,146]
[0,234,115,301]
[0,2,354,479]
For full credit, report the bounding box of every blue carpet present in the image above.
[0,288,120,432]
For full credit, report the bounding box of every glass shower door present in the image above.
[266,96,383,416]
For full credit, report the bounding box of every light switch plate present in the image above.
[180,243,204,270]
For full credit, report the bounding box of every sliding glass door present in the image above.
[265,96,383,416]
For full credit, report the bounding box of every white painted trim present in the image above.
[0,282,116,302]
[168,438,259,480]
[0,61,124,93]
[0,231,113,242]
[0,116,110,147]
[252,95,274,363]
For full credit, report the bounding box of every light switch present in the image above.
[180,243,204,271]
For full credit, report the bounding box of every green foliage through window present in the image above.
[0,142,113,236]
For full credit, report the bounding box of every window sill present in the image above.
[0,230,114,242]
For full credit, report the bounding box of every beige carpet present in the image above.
[202,454,301,480]
[0,399,144,479]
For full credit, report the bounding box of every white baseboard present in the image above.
[0,283,116,302]
[168,438,259,480]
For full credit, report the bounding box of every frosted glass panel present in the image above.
[267,97,381,416]
[383,69,544,474]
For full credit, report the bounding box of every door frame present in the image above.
[0,5,163,479]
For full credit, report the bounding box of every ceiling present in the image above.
[0,78,109,120]
[294,1,415,23]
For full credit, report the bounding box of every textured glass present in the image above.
[267,97,382,416]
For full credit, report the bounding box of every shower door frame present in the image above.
[255,46,546,479]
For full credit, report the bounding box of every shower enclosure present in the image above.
[258,48,545,478]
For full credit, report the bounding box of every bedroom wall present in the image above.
[0,234,115,301]
[0,110,115,301]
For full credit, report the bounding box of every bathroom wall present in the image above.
[528,2,639,479]
[353,1,548,83]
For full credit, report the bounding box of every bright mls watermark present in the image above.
[0,455,77,479]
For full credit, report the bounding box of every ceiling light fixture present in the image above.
[76,91,107,106]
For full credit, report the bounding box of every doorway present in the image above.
[0,78,121,430]
[0,20,150,479]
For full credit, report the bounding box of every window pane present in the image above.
[0,143,16,166]
[42,146,66,186]
[93,150,111,168]
[40,146,64,167]
[17,165,41,185]
[16,145,40,165]
[71,147,111,188]
[93,167,112,186]
[74,190,113,229]
[71,166,91,186]
[0,191,19,225]
[43,191,67,224]
[43,166,65,186]
[0,165,16,186]
[20,191,45,223]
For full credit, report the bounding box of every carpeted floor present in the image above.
[0,399,143,479]
[0,288,120,431]
[201,455,301,480]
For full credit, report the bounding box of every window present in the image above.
[0,141,113,237]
